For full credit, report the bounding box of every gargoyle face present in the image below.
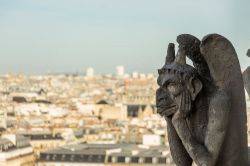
[156,69,202,117]
[156,87,177,117]
[156,71,178,117]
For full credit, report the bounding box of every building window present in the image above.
[79,155,85,162]
[45,155,50,160]
[130,157,139,163]
[117,156,125,163]
[87,155,93,162]
[108,156,112,163]
[158,157,166,164]
[52,154,57,161]
[144,157,152,163]
[70,155,75,161]
[96,155,105,162]
[61,154,66,161]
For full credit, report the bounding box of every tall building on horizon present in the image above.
[132,72,139,78]
[86,67,95,77]
[116,66,125,77]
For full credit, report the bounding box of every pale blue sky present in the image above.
[0,0,249,74]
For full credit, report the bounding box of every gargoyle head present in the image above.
[156,42,202,117]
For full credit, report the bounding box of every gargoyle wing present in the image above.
[200,34,243,88]
[200,34,248,165]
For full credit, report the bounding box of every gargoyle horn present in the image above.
[165,43,175,65]
[174,48,186,65]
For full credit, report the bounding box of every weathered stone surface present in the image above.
[244,67,250,97]
[156,34,249,166]
[243,49,250,97]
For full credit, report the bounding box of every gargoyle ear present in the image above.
[188,77,203,101]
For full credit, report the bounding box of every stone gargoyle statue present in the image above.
[156,34,249,166]
[243,49,250,97]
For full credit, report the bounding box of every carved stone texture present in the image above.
[156,34,249,166]
[244,67,250,97]
[243,49,250,97]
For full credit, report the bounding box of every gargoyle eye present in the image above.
[166,81,182,87]
[168,82,175,86]
[158,69,163,75]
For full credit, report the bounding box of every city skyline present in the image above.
[0,0,250,74]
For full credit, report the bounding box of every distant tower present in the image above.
[86,67,95,77]
[116,66,125,76]
[132,72,139,78]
